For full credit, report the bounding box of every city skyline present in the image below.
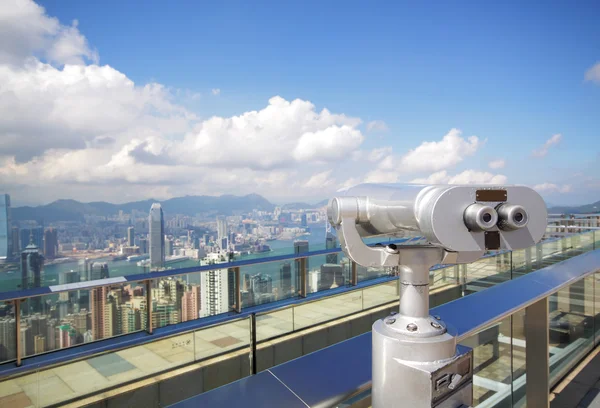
[1,1,599,206]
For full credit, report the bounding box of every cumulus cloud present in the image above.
[366,120,388,132]
[411,170,508,185]
[584,62,600,84]
[488,159,505,169]
[398,129,482,173]
[211,88,221,96]
[0,1,371,203]
[0,0,97,65]
[532,134,562,157]
[303,170,335,189]
[533,183,572,194]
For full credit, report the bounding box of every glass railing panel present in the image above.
[255,308,294,342]
[362,280,397,309]
[307,253,352,295]
[0,302,16,365]
[194,318,250,362]
[293,291,363,331]
[430,266,456,290]
[357,265,393,282]
[577,231,595,252]
[465,255,511,293]
[20,281,147,359]
[459,317,512,407]
[548,277,595,388]
[151,270,235,331]
[241,258,299,308]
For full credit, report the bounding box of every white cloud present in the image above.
[0,1,371,203]
[211,88,221,96]
[532,134,562,157]
[303,170,335,189]
[398,128,482,173]
[351,146,393,162]
[411,170,508,185]
[584,62,600,84]
[366,120,388,132]
[533,183,572,194]
[0,0,97,65]
[488,159,505,169]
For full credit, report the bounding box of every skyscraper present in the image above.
[0,194,11,262]
[301,213,308,227]
[139,238,148,254]
[21,240,44,290]
[90,262,109,281]
[43,228,58,259]
[216,216,227,242]
[165,237,173,256]
[11,226,19,259]
[325,232,338,264]
[127,226,135,247]
[149,204,165,268]
[20,227,43,252]
[319,264,345,291]
[279,262,292,295]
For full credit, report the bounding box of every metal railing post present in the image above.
[525,297,549,408]
[15,299,21,366]
[351,261,358,286]
[234,267,242,313]
[299,257,307,297]
[146,280,153,334]
[250,313,257,375]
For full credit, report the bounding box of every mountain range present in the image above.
[11,194,329,222]
[547,200,600,215]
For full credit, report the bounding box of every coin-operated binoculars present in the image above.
[328,184,547,408]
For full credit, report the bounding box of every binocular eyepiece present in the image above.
[463,203,528,232]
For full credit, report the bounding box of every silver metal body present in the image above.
[328,183,547,408]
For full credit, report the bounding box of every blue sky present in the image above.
[1,1,599,205]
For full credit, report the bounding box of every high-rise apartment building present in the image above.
[0,194,11,262]
[200,269,230,318]
[90,286,109,340]
[43,228,58,259]
[181,285,201,322]
[149,204,165,268]
[0,318,16,361]
[127,226,135,247]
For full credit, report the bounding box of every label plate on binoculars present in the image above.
[476,189,507,202]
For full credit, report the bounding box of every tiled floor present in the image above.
[0,320,251,407]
